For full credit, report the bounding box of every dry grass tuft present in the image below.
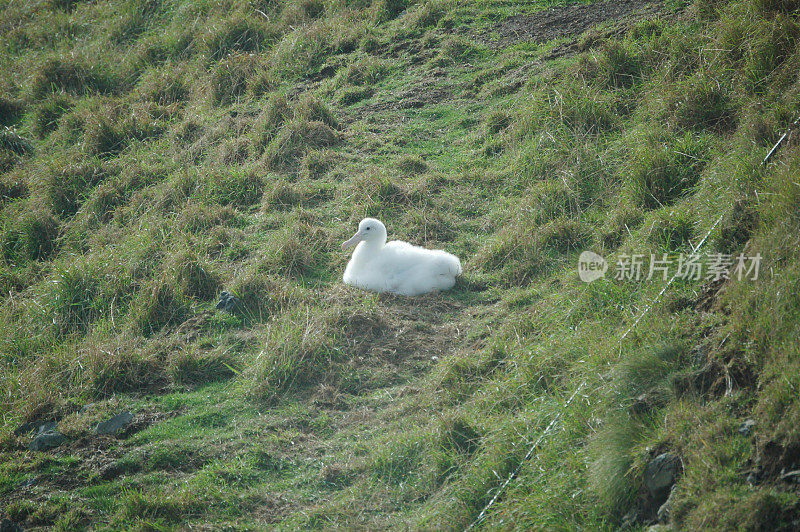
[29,57,120,98]
[131,280,191,337]
[1,206,59,263]
[228,269,298,323]
[262,119,341,169]
[210,53,260,106]
[168,248,221,300]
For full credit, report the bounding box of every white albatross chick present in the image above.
[341,218,462,296]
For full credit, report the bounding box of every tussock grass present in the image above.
[372,0,410,23]
[263,119,341,169]
[539,217,592,253]
[165,344,237,386]
[396,154,428,175]
[436,35,478,64]
[1,205,59,263]
[253,93,293,148]
[280,0,326,27]
[554,82,622,133]
[0,151,18,176]
[472,214,591,286]
[588,345,684,516]
[332,54,392,88]
[227,270,298,324]
[167,248,220,301]
[203,13,273,61]
[203,167,264,207]
[438,415,481,456]
[0,129,33,156]
[600,205,644,248]
[30,95,72,138]
[255,93,341,169]
[647,208,695,250]
[347,172,423,217]
[177,203,238,233]
[210,53,260,106]
[395,0,448,37]
[47,259,108,336]
[0,97,24,126]
[300,148,340,179]
[582,40,643,89]
[0,170,27,203]
[131,280,191,337]
[268,23,334,81]
[626,130,712,209]
[116,487,203,524]
[294,93,341,130]
[484,110,511,135]
[29,57,121,99]
[212,136,251,166]
[261,179,303,211]
[589,413,644,517]
[38,156,109,216]
[717,2,800,91]
[658,71,736,131]
[266,218,328,277]
[246,306,339,402]
[82,108,164,158]
[337,85,375,105]
[136,67,189,106]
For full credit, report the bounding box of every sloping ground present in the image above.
[1,0,800,530]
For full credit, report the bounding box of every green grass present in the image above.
[1,0,800,529]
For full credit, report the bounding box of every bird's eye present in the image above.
[365,227,370,231]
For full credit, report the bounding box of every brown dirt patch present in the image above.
[483,0,665,49]
[694,278,728,312]
[348,68,452,119]
[327,288,464,372]
[7,407,181,503]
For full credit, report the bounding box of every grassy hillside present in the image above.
[1,0,799,529]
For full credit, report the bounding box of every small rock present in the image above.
[215,291,239,313]
[28,430,66,452]
[13,421,39,436]
[37,421,58,435]
[657,485,677,523]
[15,419,61,437]
[17,476,38,489]
[95,411,134,435]
[0,518,24,532]
[738,419,756,436]
[644,453,681,503]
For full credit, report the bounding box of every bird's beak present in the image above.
[341,230,363,250]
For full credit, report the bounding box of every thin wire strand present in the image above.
[465,212,725,531]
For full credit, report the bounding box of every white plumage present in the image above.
[341,218,462,296]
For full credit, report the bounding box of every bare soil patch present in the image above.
[483,0,665,49]
[347,68,452,120]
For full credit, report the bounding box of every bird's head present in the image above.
[341,218,387,250]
